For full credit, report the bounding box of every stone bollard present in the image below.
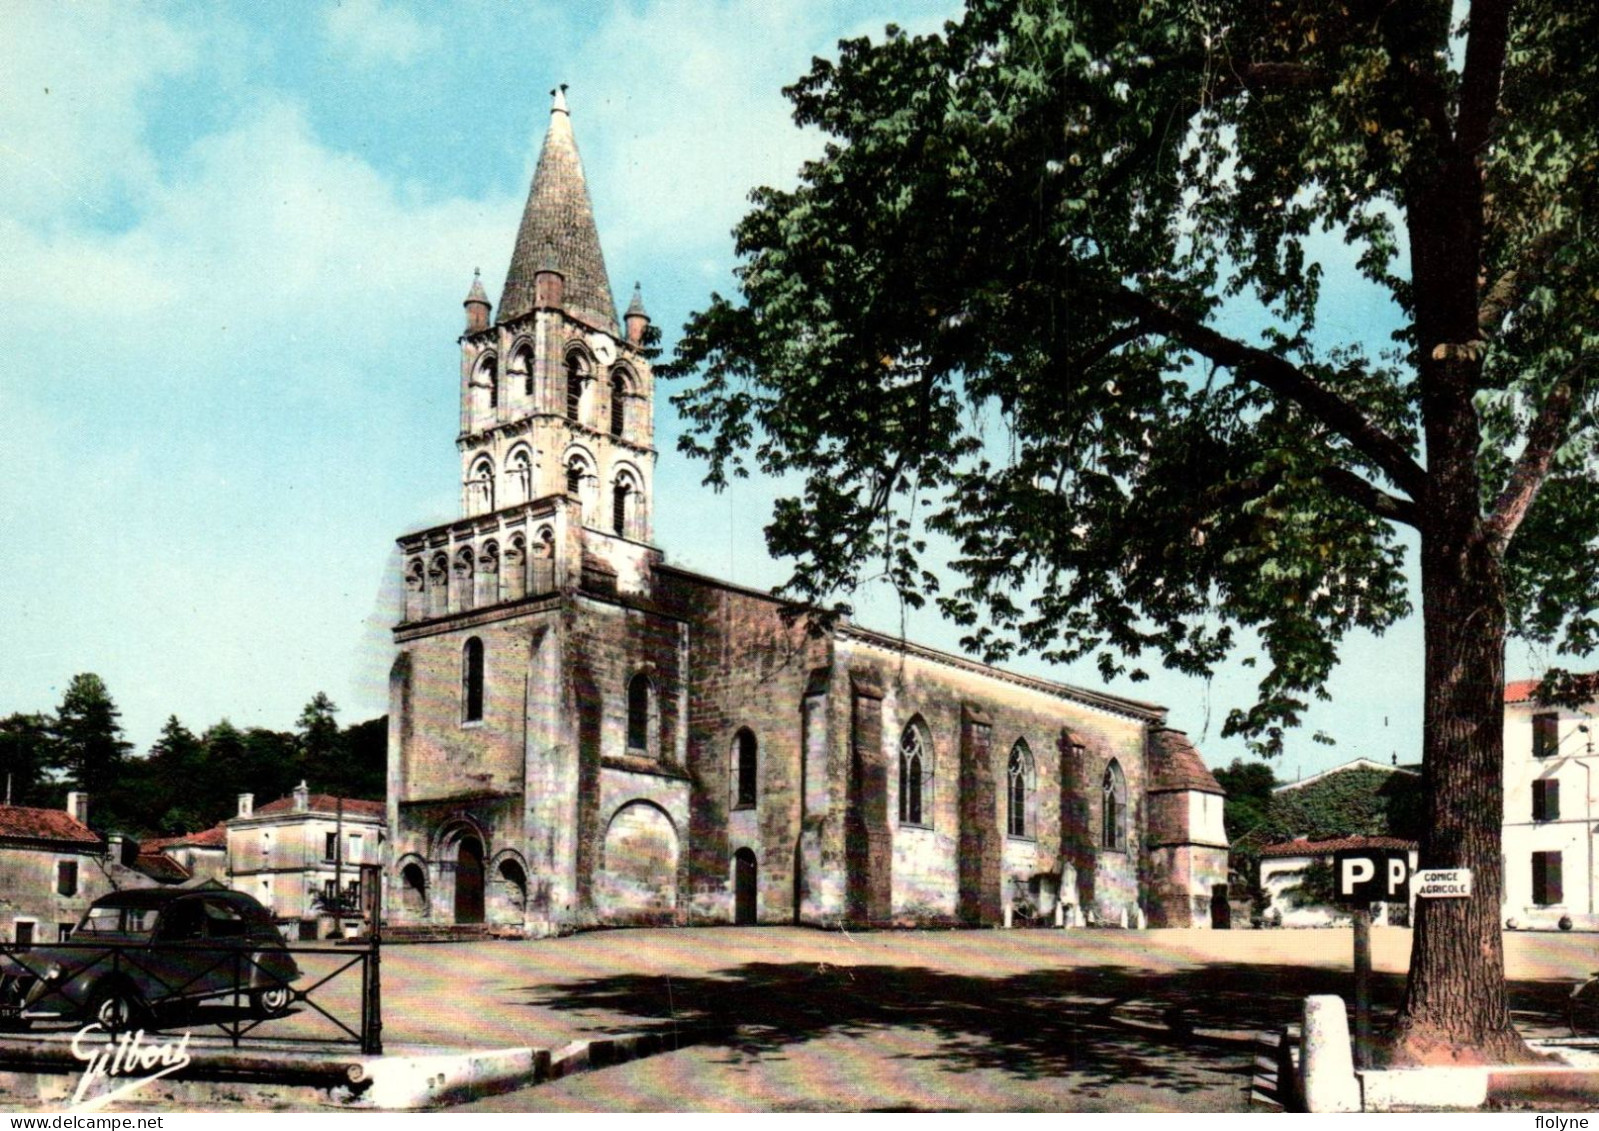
[1300,995,1361,1113]
[1054,902,1065,928]
[1003,904,1013,929]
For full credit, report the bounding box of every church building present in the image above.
[385,90,1229,935]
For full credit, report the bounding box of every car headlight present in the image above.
[43,964,63,984]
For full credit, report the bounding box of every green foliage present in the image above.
[0,713,52,808]
[1281,859,1338,910]
[6,678,384,838]
[664,0,1599,758]
[48,674,131,803]
[1212,758,1277,842]
[1264,767,1424,842]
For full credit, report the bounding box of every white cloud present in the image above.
[321,0,439,68]
[0,5,195,224]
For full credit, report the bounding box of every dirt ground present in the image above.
[7,925,1594,1112]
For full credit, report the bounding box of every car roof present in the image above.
[90,888,262,911]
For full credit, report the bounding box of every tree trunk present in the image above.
[1387,520,1535,1065]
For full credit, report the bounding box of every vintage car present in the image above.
[0,888,300,1030]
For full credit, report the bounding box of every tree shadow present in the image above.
[517,954,1580,1094]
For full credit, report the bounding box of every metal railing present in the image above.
[0,930,382,1054]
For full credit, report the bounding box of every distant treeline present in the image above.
[0,673,384,837]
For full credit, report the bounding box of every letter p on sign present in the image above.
[1340,857,1374,895]
[1333,848,1411,906]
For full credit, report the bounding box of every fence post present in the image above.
[363,862,383,1055]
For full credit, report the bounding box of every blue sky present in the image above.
[0,1,1549,782]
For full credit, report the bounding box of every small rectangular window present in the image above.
[14,921,34,949]
[1533,850,1564,906]
[1533,779,1561,822]
[58,923,73,942]
[325,832,338,861]
[56,860,78,897]
[1534,712,1560,758]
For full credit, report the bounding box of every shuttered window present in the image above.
[1533,779,1561,822]
[1533,851,1563,906]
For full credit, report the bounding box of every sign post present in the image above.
[1333,848,1412,1068]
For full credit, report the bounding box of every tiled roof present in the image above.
[133,853,191,883]
[0,805,100,846]
[254,794,385,819]
[1148,728,1224,795]
[497,89,618,332]
[1258,835,1417,859]
[141,823,228,851]
[1506,672,1599,705]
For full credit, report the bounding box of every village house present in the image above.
[384,90,1229,936]
[1503,675,1599,929]
[227,783,386,939]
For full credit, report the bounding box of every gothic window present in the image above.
[1007,740,1034,838]
[454,546,476,611]
[467,455,495,516]
[627,673,652,753]
[733,728,757,809]
[611,474,633,537]
[462,637,485,723]
[565,350,588,422]
[899,719,930,826]
[509,342,534,398]
[609,369,628,437]
[508,447,533,506]
[566,457,585,498]
[1101,760,1127,851]
[484,354,499,410]
[428,552,449,617]
[404,557,426,620]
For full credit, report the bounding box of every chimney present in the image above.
[108,833,123,860]
[66,791,88,826]
[238,792,254,818]
[293,781,309,813]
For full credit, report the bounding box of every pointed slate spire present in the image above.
[463,267,491,332]
[499,85,618,333]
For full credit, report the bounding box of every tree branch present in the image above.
[1485,360,1590,551]
[1457,0,1512,154]
[1109,285,1429,500]
[1317,466,1421,528]
[1479,226,1565,339]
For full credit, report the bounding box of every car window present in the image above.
[124,909,159,935]
[76,907,123,934]
[202,900,247,938]
[154,901,206,942]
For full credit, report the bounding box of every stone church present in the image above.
[384,91,1229,935]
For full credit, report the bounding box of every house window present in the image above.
[1534,713,1560,758]
[734,728,757,809]
[1534,778,1561,822]
[462,637,485,723]
[324,832,338,861]
[58,923,72,942]
[1533,850,1564,906]
[627,673,651,753]
[1102,760,1128,851]
[1007,741,1033,838]
[56,860,78,897]
[14,921,34,949]
[898,721,930,826]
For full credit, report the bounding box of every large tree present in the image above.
[667,0,1599,1062]
[48,674,131,808]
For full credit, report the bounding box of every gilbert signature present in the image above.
[69,1025,192,1111]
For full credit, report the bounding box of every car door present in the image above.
[143,899,211,1007]
[198,898,253,1004]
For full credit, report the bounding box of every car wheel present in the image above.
[91,985,142,1032]
[251,985,292,1018]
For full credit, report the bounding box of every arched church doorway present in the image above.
[455,835,485,925]
[734,848,757,925]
